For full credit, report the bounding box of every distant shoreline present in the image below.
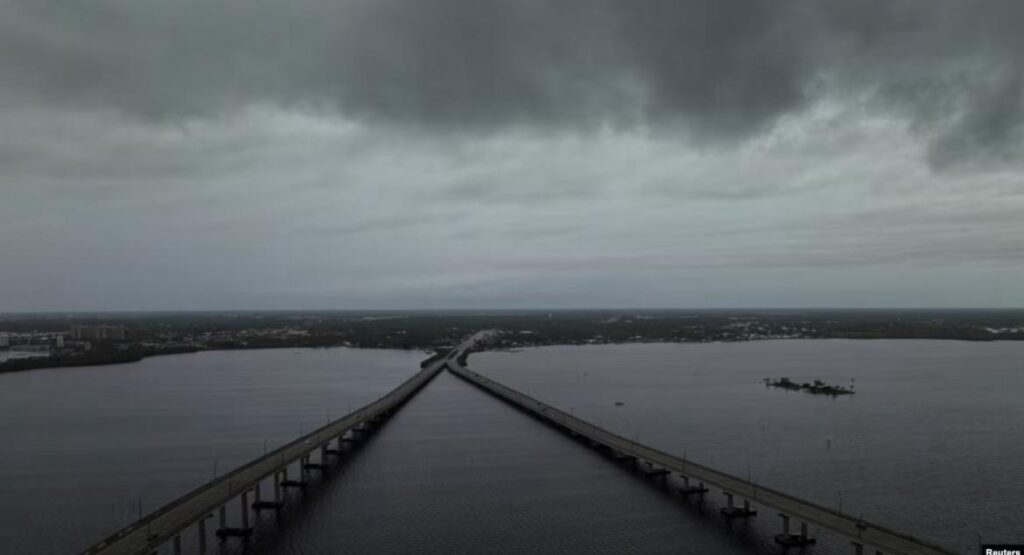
[2,334,1018,375]
[0,343,436,375]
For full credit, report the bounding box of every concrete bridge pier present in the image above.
[720,491,757,518]
[775,513,815,546]
[172,534,181,555]
[303,451,326,472]
[197,516,208,554]
[323,440,343,457]
[677,475,709,496]
[253,476,284,511]
[216,492,254,538]
[240,491,250,530]
[642,467,671,481]
[850,542,884,555]
[280,463,307,489]
[354,424,372,436]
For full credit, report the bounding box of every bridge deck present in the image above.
[447,360,959,555]
[82,357,449,555]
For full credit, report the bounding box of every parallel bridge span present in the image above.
[447,359,960,555]
[82,330,959,555]
[81,347,461,555]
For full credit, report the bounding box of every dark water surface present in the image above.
[474,340,1024,554]
[0,347,422,554]
[3,340,1020,554]
[234,371,771,555]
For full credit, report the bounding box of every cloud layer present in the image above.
[0,1,1022,309]
[5,1,1024,155]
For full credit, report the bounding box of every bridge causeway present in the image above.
[81,344,467,555]
[81,331,960,555]
[447,357,960,555]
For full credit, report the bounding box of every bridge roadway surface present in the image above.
[81,335,485,555]
[447,358,961,555]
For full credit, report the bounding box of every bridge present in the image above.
[446,356,960,555]
[81,335,483,555]
[82,332,959,555]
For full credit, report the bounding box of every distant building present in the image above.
[0,333,9,348]
[70,325,126,341]
[56,335,65,349]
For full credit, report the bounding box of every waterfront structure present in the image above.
[0,333,8,348]
[446,357,957,555]
[81,340,474,555]
[70,325,126,341]
[83,332,956,555]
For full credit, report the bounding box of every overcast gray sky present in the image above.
[1,0,1022,311]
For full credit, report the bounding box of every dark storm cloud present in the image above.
[2,0,1023,164]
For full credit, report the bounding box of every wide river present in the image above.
[0,340,1019,554]
[0,347,423,554]
[473,340,1024,554]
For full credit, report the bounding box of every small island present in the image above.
[765,377,855,396]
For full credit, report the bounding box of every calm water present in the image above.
[0,347,423,554]
[227,371,771,555]
[474,340,1024,553]
[3,340,1020,554]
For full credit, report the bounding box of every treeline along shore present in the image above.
[1,309,1021,374]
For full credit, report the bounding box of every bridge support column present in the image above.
[721,492,756,518]
[253,473,285,510]
[851,541,863,555]
[280,464,308,490]
[198,517,207,554]
[240,491,250,530]
[775,513,815,546]
[216,495,253,537]
[678,476,709,496]
[172,534,181,555]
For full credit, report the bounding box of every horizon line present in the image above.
[2,307,1023,315]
